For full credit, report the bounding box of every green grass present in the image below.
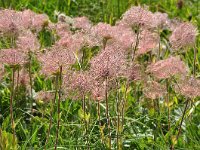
[0,0,200,149]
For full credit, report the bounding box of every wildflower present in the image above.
[90,43,127,80]
[112,25,136,50]
[14,9,35,30]
[153,12,169,29]
[90,80,106,101]
[169,22,197,50]
[136,30,159,55]
[146,56,188,79]
[52,22,71,37]
[91,22,114,40]
[63,71,92,100]
[174,77,200,98]
[56,31,85,52]
[14,68,30,87]
[16,30,40,53]
[73,16,92,31]
[31,13,49,31]
[0,49,27,66]
[121,6,155,29]
[143,80,167,99]
[35,91,54,103]
[0,10,19,37]
[38,46,76,76]
[83,31,102,48]
[123,64,143,81]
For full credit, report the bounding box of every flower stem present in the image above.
[105,77,111,149]
[132,26,140,62]
[10,67,16,146]
[116,79,121,150]
[166,79,171,131]
[45,75,58,150]
[121,80,129,131]
[193,46,196,77]
[54,66,62,150]
[176,99,189,139]
[171,99,189,150]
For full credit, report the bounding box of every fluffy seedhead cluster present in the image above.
[35,91,54,103]
[0,6,199,104]
[0,9,49,36]
[143,80,167,99]
[1,6,200,150]
[0,49,27,66]
[147,56,188,79]
[170,22,198,50]
[174,77,200,98]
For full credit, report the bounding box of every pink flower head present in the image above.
[124,64,143,81]
[153,12,169,29]
[90,43,127,79]
[35,91,54,103]
[14,68,30,86]
[143,80,167,99]
[14,9,35,30]
[169,22,197,50]
[91,22,114,40]
[90,80,106,102]
[112,25,136,50]
[31,13,49,31]
[0,49,27,66]
[0,9,18,36]
[121,6,154,29]
[38,46,76,76]
[73,16,92,31]
[56,31,85,52]
[146,56,188,79]
[52,22,71,37]
[16,30,40,53]
[175,77,200,98]
[136,30,159,55]
[83,31,102,48]
[63,71,92,100]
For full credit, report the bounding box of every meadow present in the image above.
[0,0,200,150]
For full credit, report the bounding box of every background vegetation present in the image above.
[0,0,200,149]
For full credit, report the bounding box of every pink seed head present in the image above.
[146,56,188,79]
[169,22,198,50]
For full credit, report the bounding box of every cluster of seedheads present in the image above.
[0,5,199,149]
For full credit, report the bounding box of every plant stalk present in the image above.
[166,79,171,131]
[10,67,16,145]
[193,46,196,77]
[171,99,189,150]
[45,75,58,150]
[54,66,62,150]
[105,77,111,149]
